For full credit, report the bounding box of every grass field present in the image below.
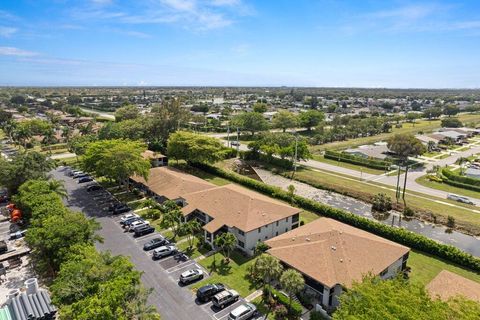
[193,251,259,297]
[309,113,480,154]
[408,250,480,286]
[311,154,387,175]
[416,175,480,200]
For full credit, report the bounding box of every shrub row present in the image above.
[439,172,480,193]
[193,162,480,271]
[264,286,303,318]
[324,150,391,170]
[442,168,480,187]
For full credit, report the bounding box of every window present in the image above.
[292,214,299,223]
[285,228,288,233]
[285,217,289,222]
[276,231,278,236]
[276,221,279,227]
[258,227,261,233]
[238,229,245,236]
[379,268,388,277]
[238,241,245,248]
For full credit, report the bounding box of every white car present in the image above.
[120,213,139,225]
[152,245,177,259]
[127,220,150,232]
[179,269,204,284]
[447,194,475,205]
[229,303,257,320]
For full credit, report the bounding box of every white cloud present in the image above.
[0,47,38,57]
[0,26,17,37]
[371,4,440,21]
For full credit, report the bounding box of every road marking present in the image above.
[134,232,160,242]
[166,260,195,273]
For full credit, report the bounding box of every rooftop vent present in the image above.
[331,246,336,251]
[306,238,311,242]
[340,259,343,263]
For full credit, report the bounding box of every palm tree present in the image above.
[427,141,436,153]
[214,232,237,263]
[254,254,283,319]
[184,219,201,249]
[47,179,68,199]
[280,269,305,315]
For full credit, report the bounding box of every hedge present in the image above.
[324,150,391,170]
[439,172,480,193]
[264,285,302,318]
[193,162,480,271]
[442,168,480,187]
[243,151,294,169]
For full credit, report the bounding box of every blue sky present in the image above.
[1,0,480,87]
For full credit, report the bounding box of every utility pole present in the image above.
[226,125,230,148]
[236,128,240,155]
[293,131,298,178]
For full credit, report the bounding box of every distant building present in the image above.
[141,150,168,167]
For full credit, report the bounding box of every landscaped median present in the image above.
[191,162,480,272]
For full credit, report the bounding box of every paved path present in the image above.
[49,152,76,160]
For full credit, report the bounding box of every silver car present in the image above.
[447,194,475,205]
[229,303,257,320]
[152,245,177,259]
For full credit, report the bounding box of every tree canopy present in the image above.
[441,117,463,128]
[299,110,324,131]
[387,133,426,161]
[167,131,226,164]
[114,105,140,122]
[82,139,150,184]
[248,132,311,161]
[272,111,298,132]
[334,275,480,320]
[231,112,269,136]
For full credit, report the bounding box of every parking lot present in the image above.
[52,167,261,320]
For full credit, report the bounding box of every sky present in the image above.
[1,0,480,88]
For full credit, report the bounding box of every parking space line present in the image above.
[166,260,195,274]
[134,232,159,242]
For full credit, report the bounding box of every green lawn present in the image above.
[192,251,259,297]
[128,199,149,210]
[408,250,480,286]
[177,237,211,259]
[171,162,231,186]
[311,154,386,175]
[416,175,480,200]
[114,191,142,203]
[300,210,320,225]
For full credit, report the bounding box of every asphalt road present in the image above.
[51,168,214,320]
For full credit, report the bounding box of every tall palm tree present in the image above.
[280,269,305,315]
[47,179,68,199]
[214,232,237,263]
[254,254,283,319]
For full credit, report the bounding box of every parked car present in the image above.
[123,217,142,228]
[73,172,88,179]
[212,289,239,309]
[113,204,131,215]
[152,245,177,259]
[231,141,240,146]
[179,269,204,284]
[78,176,93,183]
[0,241,7,254]
[228,303,257,320]
[447,194,475,205]
[0,189,8,203]
[86,184,103,192]
[134,225,155,237]
[127,220,149,232]
[143,237,169,251]
[196,284,225,302]
[9,230,26,240]
[120,213,139,225]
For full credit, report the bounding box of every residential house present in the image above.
[181,184,301,255]
[344,142,391,160]
[265,218,410,310]
[426,270,480,302]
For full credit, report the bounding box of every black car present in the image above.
[108,202,124,212]
[143,237,169,251]
[134,225,155,237]
[113,204,130,215]
[196,283,225,303]
[78,176,93,183]
[86,184,103,192]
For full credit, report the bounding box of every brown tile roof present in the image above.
[265,218,410,288]
[181,184,301,233]
[131,167,216,200]
[426,270,480,302]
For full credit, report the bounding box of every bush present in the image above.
[310,311,330,320]
[192,162,480,271]
[324,150,391,170]
[371,193,392,212]
[264,286,303,318]
[274,305,289,320]
[447,216,456,228]
[403,207,415,217]
[441,168,480,189]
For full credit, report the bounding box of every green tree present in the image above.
[26,210,101,276]
[254,254,284,298]
[272,111,298,132]
[280,269,305,314]
[248,132,311,161]
[0,151,54,194]
[387,133,426,162]
[333,275,480,320]
[299,110,324,131]
[114,105,140,122]
[441,117,463,128]
[214,232,237,263]
[162,201,184,239]
[10,95,26,105]
[167,131,226,164]
[82,139,150,185]
[406,112,420,127]
[231,112,269,136]
[423,107,442,120]
[443,104,460,117]
[253,102,268,113]
[183,219,202,249]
